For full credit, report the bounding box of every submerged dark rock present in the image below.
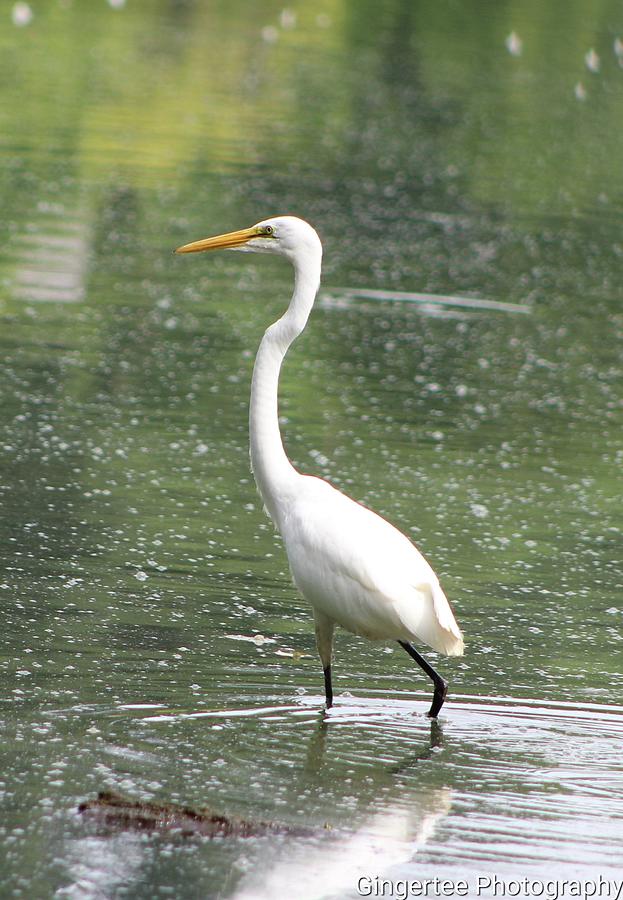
[78,790,310,839]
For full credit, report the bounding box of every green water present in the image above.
[1,2,622,897]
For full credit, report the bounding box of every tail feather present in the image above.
[397,580,464,657]
[432,582,464,656]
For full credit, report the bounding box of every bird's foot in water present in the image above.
[427,679,448,719]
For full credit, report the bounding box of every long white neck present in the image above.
[249,250,321,527]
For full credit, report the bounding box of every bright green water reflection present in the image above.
[1,2,622,898]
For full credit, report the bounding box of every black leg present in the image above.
[398,641,448,718]
[323,664,333,709]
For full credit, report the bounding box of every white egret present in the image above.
[176,216,464,717]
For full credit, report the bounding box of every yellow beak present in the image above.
[175,225,258,254]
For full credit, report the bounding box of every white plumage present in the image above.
[283,475,463,651]
[176,215,464,717]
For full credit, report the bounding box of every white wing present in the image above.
[281,476,464,656]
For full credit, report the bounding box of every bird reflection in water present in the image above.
[304,709,445,776]
[234,714,452,900]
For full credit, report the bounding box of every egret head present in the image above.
[175,215,322,265]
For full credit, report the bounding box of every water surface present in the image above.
[1,2,622,897]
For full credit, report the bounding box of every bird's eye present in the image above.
[263,225,274,235]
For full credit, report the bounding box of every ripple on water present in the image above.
[128,692,620,898]
[69,691,621,895]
